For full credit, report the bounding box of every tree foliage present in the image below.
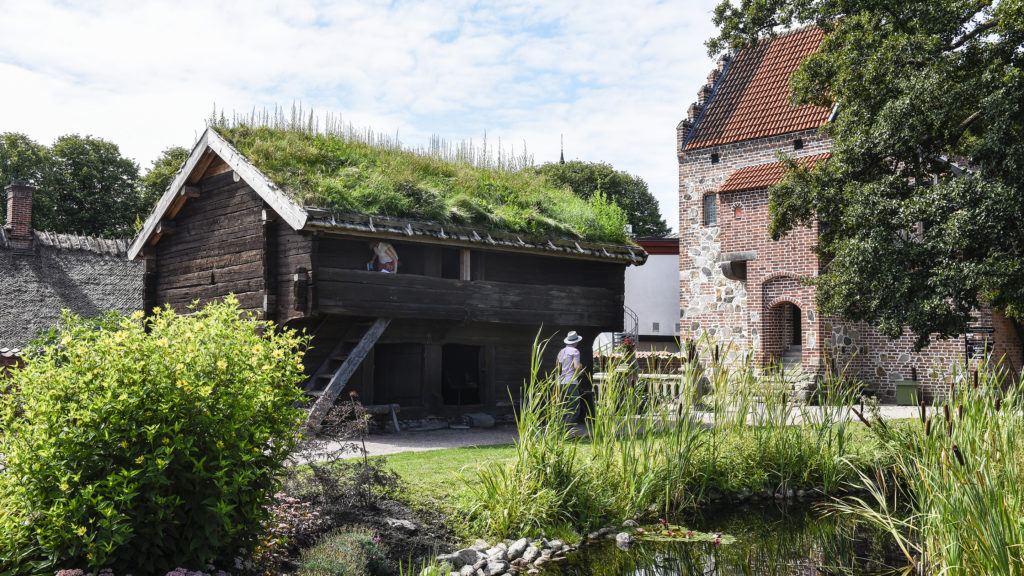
[710,0,1024,347]
[138,146,189,211]
[536,160,670,237]
[0,133,150,238]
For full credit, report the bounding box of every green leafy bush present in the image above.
[298,528,387,576]
[0,297,308,575]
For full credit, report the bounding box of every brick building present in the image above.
[677,28,1022,400]
[1,182,143,370]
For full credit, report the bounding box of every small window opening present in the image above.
[710,153,720,164]
[652,322,660,333]
[442,344,482,405]
[703,193,718,226]
[793,138,804,150]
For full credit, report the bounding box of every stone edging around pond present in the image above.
[432,519,654,576]
[434,536,577,576]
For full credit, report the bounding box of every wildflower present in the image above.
[75,525,87,536]
[373,536,381,541]
[60,336,71,346]
[714,538,721,546]
[60,482,69,491]
[131,310,144,320]
[686,531,692,538]
[162,438,169,445]
[121,441,128,449]
[135,456,144,464]
[217,441,224,449]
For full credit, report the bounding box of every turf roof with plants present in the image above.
[213,124,631,244]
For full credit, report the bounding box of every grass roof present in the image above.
[213,123,630,244]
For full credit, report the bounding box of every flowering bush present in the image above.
[0,297,308,575]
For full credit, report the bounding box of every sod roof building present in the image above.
[130,126,644,422]
[677,28,1022,401]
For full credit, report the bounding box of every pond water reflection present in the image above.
[547,502,913,576]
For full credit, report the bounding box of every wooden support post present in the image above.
[460,248,471,281]
[305,318,392,432]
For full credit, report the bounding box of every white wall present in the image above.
[625,253,680,338]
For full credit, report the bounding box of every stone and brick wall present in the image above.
[677,127,1023,400]
[677,128,830,368]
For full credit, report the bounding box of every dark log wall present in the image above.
[273,218,312,324]
[304,315,595,417]
[154,173,266,313]
[313,234,626,330]
[483,251,624,290]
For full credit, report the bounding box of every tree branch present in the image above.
[950,17,999,50]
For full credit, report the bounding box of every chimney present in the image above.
[5,181,34,250]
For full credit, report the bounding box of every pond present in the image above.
[545,502,914,576]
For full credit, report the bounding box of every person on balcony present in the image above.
[368,241,399,273]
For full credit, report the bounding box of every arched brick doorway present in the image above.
[764,301,802,368]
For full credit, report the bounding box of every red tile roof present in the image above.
[718,153,830,193]
[685,28,832,151]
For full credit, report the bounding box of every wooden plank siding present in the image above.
[154,172,267,313]
[317,267,623,328]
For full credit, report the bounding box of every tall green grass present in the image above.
[832,361,1024,575]
[462,334,878,540]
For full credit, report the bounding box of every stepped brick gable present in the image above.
[678,29,1022,400]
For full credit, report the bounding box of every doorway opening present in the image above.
[442,344,482,405]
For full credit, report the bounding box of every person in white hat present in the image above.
[556,330,583,424]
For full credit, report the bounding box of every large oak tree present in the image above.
[710,0,1024,348]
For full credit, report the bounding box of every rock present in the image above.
[548,539,564,550]
[507,538,529,560]
[527,570,539,576]
[587,531,601,540]
[485,560,509,575]
[533,558,548,568]
[460,565,476,576]
[486,546,508,561]
[616,532,634,551]
[473,559,488,570]
[796,489,807,499]
[452,548,484,567]
[437,553,460,566]
[465,412,496,428]
[622,519,639,528]
[522,545,540,563]
[474,539,490,549]
[386,518,417,532]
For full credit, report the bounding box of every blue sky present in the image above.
[0,0,723,231]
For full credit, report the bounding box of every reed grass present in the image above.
[830,360,1024,575]
[462,333,880,540]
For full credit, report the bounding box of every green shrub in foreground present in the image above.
[298,528,388,576]
[0,297,308,575]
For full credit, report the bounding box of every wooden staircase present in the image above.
[305,318,391,432]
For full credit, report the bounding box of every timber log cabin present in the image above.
[129,126,646,422]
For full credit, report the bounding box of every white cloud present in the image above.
[0,0,723,230]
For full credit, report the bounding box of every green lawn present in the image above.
[383,444,517,501]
